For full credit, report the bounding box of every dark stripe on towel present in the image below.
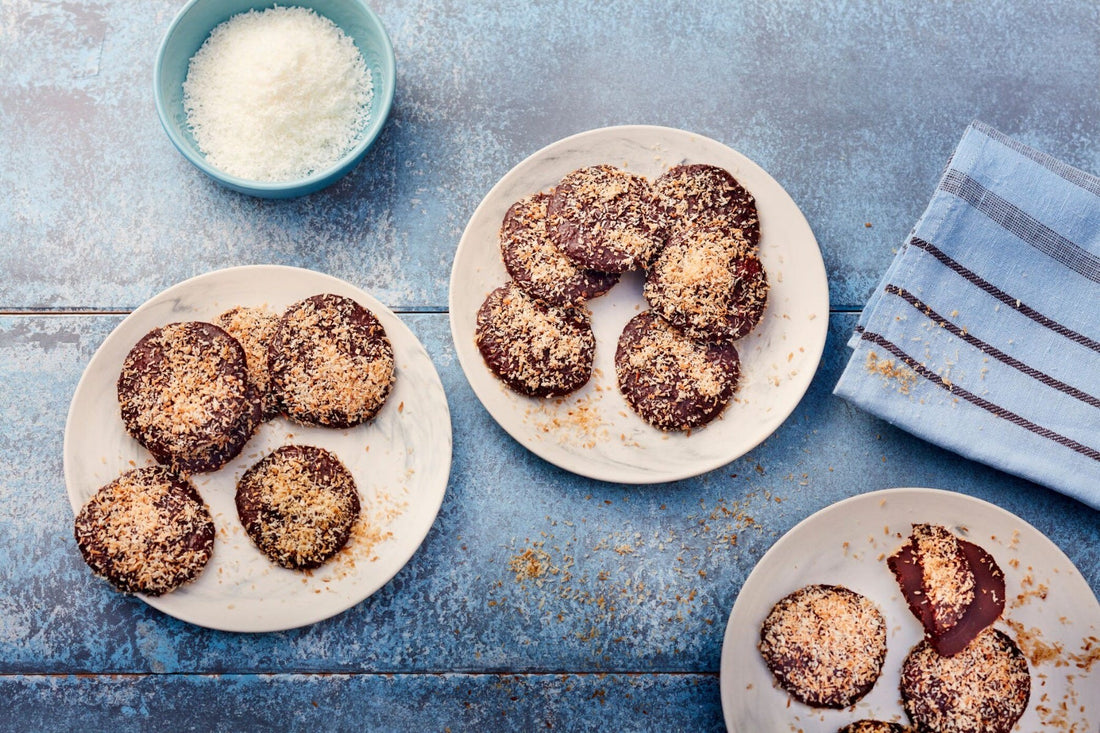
[855,329,1100,462]
[883,284,1100,409]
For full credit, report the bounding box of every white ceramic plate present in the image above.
[64,265,451,632]
[448,125,828,484]
[720,488,1100,732]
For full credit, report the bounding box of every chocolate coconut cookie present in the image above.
[838,722,913,733]
[475,283,595,398]
[653,163,759,245]
[547,164,664,273]
[118,321,261,473]
[74,466,215,596]
[758,584,887,709]
[615,311,740,431]
[236,445,360,570]
[269,293,396,429]
[500,191,620,307]
[644,225,768,343]
[888,524,1006,657]
[900,628,1030,733]
[216,305,280,419]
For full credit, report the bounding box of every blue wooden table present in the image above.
[2,1,1097,730]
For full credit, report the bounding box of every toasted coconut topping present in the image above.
[644,226,768,342]
[759,583,888,709]
[74,466,214,596]
[901,627,1030,733]
[270,294,396,428]
[236,445,360,570]
[475,283,595,397]
[548,164,664,273]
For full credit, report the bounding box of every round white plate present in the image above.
[64,265,451,632]
[448,125,828,484]
[720,488,1100,732]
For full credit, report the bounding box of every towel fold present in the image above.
[834,121,1100,510]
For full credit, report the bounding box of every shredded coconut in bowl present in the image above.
[182,6,374,182]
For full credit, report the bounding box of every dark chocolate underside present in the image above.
[888,536,1006,656]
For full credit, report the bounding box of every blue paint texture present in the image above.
[1,0,1098,729]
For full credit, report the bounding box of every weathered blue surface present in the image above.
[1,0,1098,730]
[1,672,724,732]
[2,1,1098,311]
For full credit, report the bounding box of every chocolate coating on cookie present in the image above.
[889,524,1006,657]
[236,445,360,570]
[501,192,620,307]
[74,466,215,596]
[615,311,740,431]
[475,283,595,398]
[758,584,887,709]
[270,294,396,429]
[216,305,280,419]
[838,722,913,733]
[900,628,1030,733]
[653,163,759,245]
[547,164,664,273]
[118,321,261,473]
[644,226,768,343]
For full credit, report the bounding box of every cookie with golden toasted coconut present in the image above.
[758,583,887,709]
[547,164,664,273]
[838,722,913,733]
[888,523,1006,657]
[900,627,1030,733]
[615,311,740,431]
[643,225,768,343]
[475,282,595,398]
[216,305,281,419]
[117,321,261,473]
[653,163,759,245]
[269,294,396,429]
[501,191,620,307]
[236,445,360,570]
[74,466,215,596]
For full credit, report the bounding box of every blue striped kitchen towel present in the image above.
[834,121,1100,510]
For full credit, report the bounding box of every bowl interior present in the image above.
[155,0,395,197]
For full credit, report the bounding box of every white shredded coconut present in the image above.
[182,6,374,182]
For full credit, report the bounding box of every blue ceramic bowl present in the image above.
[154,0,395,198]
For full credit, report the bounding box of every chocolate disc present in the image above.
[117,321,261,473]
[500,191,619,307]
[615,311,740,431]
[888,523,1006,656]
[236,445,360,570]
[838,722,913,733]
[653,163,759,245]
[269,294,396,429]
[900,628,1030,733]
[643,226,768,343]
[74,466,215,596]
[547,164,664,273]
[216,305,281,419]
[475,282,595,398]
[758,583,887,709]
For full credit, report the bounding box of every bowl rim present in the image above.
[153,0,396,195]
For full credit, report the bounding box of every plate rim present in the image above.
[718,486,1100,731]
[63,263,452,632]
[447,123,830,484]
